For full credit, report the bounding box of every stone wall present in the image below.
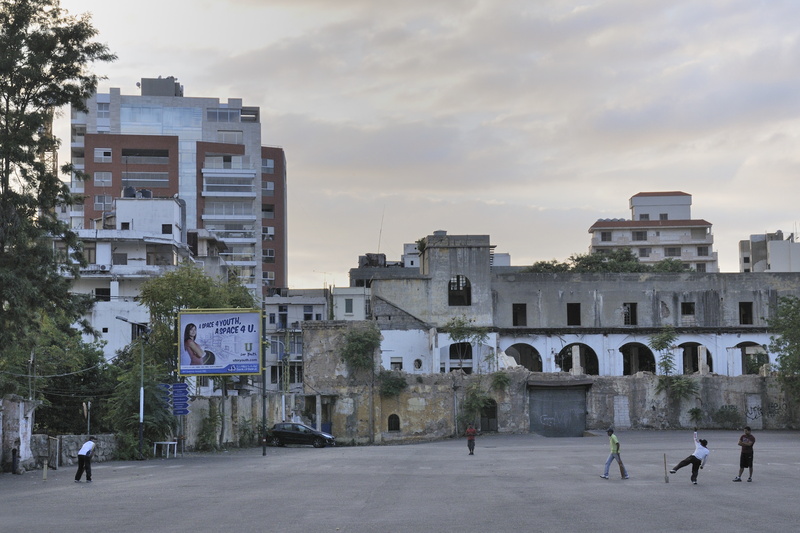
[56,434,117,468]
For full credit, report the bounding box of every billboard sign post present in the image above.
[178,309,262,377]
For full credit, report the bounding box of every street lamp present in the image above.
[116,315,150,459]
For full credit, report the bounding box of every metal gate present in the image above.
[529,386,588,437]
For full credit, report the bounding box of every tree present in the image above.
[340,324,381,373]
[137,262,256,373]
[649,326,698,425]
[522,249,688,273]
[108,263,255,453]
[443,315,489,371]
[768,296,800,406]
[0,1,114,358]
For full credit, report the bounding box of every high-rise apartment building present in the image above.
[66,76,287,296]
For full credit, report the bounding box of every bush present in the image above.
[378,370,408,397]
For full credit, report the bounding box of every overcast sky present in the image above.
[58,0,800,288]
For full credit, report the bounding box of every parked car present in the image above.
[268,422,336,448]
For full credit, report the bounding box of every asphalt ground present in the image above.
[1,430,798,533]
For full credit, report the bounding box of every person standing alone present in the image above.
[733,426,755,482]
[75,436,97,483]
[600,428,629,479]
[465,423,477,455]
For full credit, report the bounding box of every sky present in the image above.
[57,0,800,288]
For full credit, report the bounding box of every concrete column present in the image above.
[725,346,739,376]
[698,346,709,375]
[315,394,322,432]
[110,279,119,300]
[570,345,583,375]
[671,348,684,375]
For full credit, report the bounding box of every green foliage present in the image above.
[103,341,176,453]
[651,258,686,272]
[113,432,139,461]
[462,381,491,424]
[522,249,687,274]
[378,370,408,397]
[196,402,223,451]
[523,259,571,273]
[711,405,743,429]
[237,417,257,448]
[415,237,427,254]
[649,327,698,401]
[443,315,489,367]
[137,262,256,373]
[688,407,703,426]
[769,296,800,404]
[490,371,510,390]
[0,0,114,355]
[340,325,381,372]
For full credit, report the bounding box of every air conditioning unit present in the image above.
[99,264,110,271]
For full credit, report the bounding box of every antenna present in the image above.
[377,204,385,253]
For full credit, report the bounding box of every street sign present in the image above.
[172,401,189,409]
[172,382,189,391]
[172,408,190,416]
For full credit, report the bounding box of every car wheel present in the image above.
[270,436,283,447]
[312,437,325,448]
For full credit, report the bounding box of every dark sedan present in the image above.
[268,423,336,448]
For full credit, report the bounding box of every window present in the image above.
[262,204,275,219]
[271,364,303,384]
[638,248,651,258]
[743,257,750,264]
[697,246,709,257]
[512,304,527,326]
[567,303,581,326]
[665,247,681,257]
[262,158,275,174]
[695,263,706,272]
[622,303,637,325]
[639,214,650,221]
[448,275,471,306]
[94,287,110,302]
[388,414,400,432]
[97,102,110,119]
[94,148,112,163]
[390,357,403,370]
[94,171,112,186]
[600,231,612,242]
[739,302,754,325]
[121,222,130,230]
[94,194,112,211]
[345,298,353,314]
[161,224,172,235]
[206,108,240,122]
[217,130,243,144]
[82,243,96,264]
[659,213,668,220]
[681,302,695,316]
[414,359,422,370]
[304,305,313,321]
[632,231,647,241]
[112,253,127,265]
[268,313,276,324]
[263,248,275,263]
[262,181,275,196]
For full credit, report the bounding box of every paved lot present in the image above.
[2,430,798,533]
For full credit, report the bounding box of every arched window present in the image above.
[388,414,400,432]
[448,275,471,306]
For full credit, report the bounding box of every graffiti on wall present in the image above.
[745,402,788,421]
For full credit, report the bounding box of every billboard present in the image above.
[178,309,262,376]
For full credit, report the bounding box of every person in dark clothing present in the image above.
[670,430,709,485]
[733,426,755,482]
[75,436,97,483]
